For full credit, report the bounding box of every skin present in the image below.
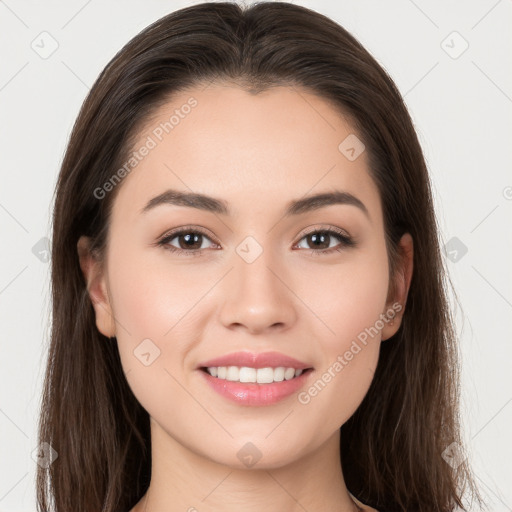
[78,83,413,512]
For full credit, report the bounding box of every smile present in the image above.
[198,366,314,406]
[202,366,310,383]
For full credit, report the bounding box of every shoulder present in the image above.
[350,493,380,512]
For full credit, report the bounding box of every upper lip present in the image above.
[198,351,313,370]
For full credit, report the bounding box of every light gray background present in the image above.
[1,1,511,511]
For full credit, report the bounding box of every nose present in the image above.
[218,246,298,335]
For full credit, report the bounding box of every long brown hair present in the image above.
[37,2,484,511]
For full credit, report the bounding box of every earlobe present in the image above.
[77,236,116,338]
[381,233,414,341]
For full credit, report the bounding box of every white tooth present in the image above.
[257,367,275,384]
[210,366,302,382]
[239,367,257,383]
[273,367,285,382]
[284,367,296,380]
[226,366,239,381]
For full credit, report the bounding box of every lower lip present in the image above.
[198,368,313,406]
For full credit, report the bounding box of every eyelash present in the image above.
[156,225,356,257]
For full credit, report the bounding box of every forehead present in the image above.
[110,83,382,225]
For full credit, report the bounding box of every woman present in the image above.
[36,2,483,511]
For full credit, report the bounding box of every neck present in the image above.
[134,419,361,512]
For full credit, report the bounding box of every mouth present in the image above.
[198,365,314,406]
[199,366,314,384]
[196,351,314,405]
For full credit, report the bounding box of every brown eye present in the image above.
[173,232,206,250]
[303,231,332,250]
[295,228,356,255]
[157,228,217,255]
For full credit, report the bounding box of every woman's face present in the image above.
[81,83,409,469]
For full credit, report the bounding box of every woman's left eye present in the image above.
[294,228,356,255]
[156,226,356,256]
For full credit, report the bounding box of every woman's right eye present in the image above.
[157,228,217,256]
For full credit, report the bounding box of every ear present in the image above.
[381,232,414,341]
[77,236,116,338]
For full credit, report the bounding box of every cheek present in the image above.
[296,272,386,431]
[105,246,207,422]
[293,238,390,352]
[106,241,211,342]
[293,244,388,424]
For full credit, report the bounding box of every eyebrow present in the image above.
[140,188,370,219]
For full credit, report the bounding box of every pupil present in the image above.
[182,233,201,249]
[310,232,329,249]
